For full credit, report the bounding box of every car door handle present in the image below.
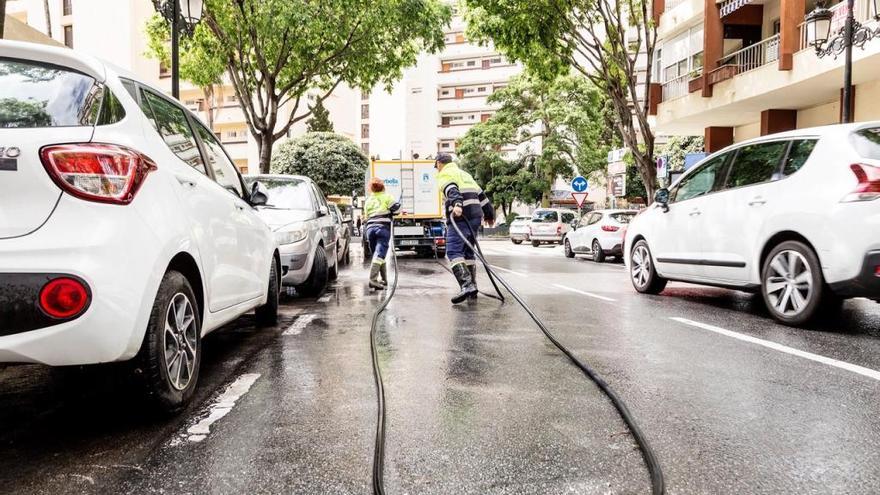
[689,209,701,216]
[748,197,767,206]
[175,175,197,188]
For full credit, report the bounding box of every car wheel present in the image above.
[761,240,828,326]
[531,240,540,247]
[592,240,606,263]
[511,239,522,245]
[255,259,279,326]
[564,239,575,258]
[135,270,201,414]
[297,246,329,297]
[630,240,667,294]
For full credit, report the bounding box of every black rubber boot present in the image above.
[369,263,384,290]
[451,263,478,304]
[467,264,478,299]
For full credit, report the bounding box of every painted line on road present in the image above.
[552,283,617,302]
[670,317,880,382]
[283,314,318,336]
[317,294,332,303]
[184,373,261,443]
[491,265,527,277]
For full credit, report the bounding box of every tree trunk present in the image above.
[258,133,273,174]
[634,152,658,203]
[202,84,215,132]
[1,0,7,38]
[43,0,51,37]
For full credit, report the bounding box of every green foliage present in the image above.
[144,14,225,89]
[625,161,648,202]
[657,135,704,171]
[271,132,368,196]
[305,99,334,133]
[0,98,50,127]
[457,73,616,210]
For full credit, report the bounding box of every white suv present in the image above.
[625,122,880,326]
[529,208,577,246]
[0,41,279,412]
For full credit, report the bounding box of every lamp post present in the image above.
[805,0,880,123]
[152,0,204,100]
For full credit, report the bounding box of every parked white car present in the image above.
[624,122,880,326]
[508,216,531,244]
[529,208,577,246]
[564,209,636,262]
[246,175,339,296]
[0,41,280,412]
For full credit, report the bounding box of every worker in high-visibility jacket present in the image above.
[435,153,495,304]
[363,177,401,290]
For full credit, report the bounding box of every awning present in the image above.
[719,0,754,18]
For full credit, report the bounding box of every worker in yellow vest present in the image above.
[363,177,401,289]
[435,153,495,304]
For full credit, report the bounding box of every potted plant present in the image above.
[688,69,703,93]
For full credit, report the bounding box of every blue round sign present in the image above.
[571,176,588,193]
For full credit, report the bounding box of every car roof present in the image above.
[1,39,106,81]
[714,120,880,152]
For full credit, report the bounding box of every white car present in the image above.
[529,208,578,246]
[0,41,279,412]
[564,209,636,262]
[624,122,880,326]
[508,216,531,244]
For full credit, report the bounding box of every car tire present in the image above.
[255,259,279,326]
[564,239,575,258]
[630,240,667,294]
[532,240,541,247]
[297,246,329,297]
[134,270,201,415]
[592,240,606,263]
[511,239,522,245]
[760,240,828,326]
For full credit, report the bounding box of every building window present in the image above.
[159,61,170,78]
[62,0,72,16]
[478,86,487,93]
[361,142,370,154]
[361,104,369,119]
[361,124,369,139]
[361,92,369,101]
[63,25,73,48]
[411,87,422,94]
[226,95,238,103]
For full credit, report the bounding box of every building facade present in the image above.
[651,0,880,151]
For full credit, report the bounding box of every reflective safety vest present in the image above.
[364,191,399,226]
[437,162,492,222]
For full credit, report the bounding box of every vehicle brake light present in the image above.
[40,144,157,205]
[602,225,620,232]
[435,238,446,246]
[39,277,90,319]
[842,163,880,202]
[557,225,562,234]
[875,265,880,278]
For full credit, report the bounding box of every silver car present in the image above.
[246,175,339,296]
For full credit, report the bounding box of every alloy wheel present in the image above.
[163,293,197,391]
[593,240,602,261]
[765,250,813,317]
[631,245,651,288]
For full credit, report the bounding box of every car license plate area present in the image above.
[400,240,419,246]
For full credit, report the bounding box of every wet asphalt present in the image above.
[1,239,879,494]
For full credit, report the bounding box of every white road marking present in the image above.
[552,284,617,302]
[491,266,527,277]
[185,373,261,442]
[670,317,880,382]
[317,294,332,303]
[283,314,318,336]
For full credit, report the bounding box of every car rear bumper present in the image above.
[828,250,880,299]
[509,232,529,241]
[531,235,563,242]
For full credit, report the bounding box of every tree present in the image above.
[457,73,616,209]
[144,14,226,131]
[657,135,704,172]
[305,98,333,133]
[464,0,660,199]
[170,0,450,174]
[271,132,368,196]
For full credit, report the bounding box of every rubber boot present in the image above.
[467,264,478,299]
[379,263,388,287]
[369,263,384,290]
[451,263,478,304]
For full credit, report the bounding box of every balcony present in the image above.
[707,34,780,85]
[661,74,690,102]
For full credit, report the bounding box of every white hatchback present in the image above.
[564,209,636,262]
[0,41,280,412]
[625,122,880,326]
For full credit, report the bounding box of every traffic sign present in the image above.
[571,192,588,207]
[571,176,588,193]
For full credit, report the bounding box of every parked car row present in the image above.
[0,41,347,413]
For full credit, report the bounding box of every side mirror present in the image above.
[654,188,670,212]
[317,206,328,217]
[249,181,268,207]
[570,220,578,230]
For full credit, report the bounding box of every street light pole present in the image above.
[842,0,855,123]
[153,0,203,101]
[171,0,180,100]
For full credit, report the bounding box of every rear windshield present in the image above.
[0,58,102,128]
[851,127,880,160]
[245,177,313,210]
[609,212,636,224]
[532,210,559,223]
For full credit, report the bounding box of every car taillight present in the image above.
[40,144,157,205]
[602,225,620,232]
[557,225,562,234]
[435,238,446,246]
[875,265,880,278]
[841,163,880,202]
[39,277,90,319]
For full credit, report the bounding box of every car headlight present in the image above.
[275,226,308,245]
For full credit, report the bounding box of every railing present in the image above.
[661,74,689,101]
[715,34,780,80]
[665,0,688,11]
[799,0,875,51]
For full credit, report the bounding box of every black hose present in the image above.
[448,220,666,495]
[369,223,398,495]
[430,222,504,301]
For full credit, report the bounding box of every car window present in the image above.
[532,210,558,223]
[578,214,591,227]
[587,213,602,225]
[329,205,341,223]
[673,153,730,202]
[726,141,788,189]
[610,212,636,224]
[139,89,207,174]
[312,185,328,209]
[561,212,576,224]
[245,177,314,210]
[850,127,880,159]
[783,139,818,176]
[193,122,243,197]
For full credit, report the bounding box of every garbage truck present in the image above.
[363,160,446,258]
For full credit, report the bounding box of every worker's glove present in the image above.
[452,205,463,217]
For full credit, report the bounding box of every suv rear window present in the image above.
[0,58,101,128]
[532,210,559,222]
[610,212,636,224]
[851,127,880,160]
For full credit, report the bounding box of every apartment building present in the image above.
[6,0,358,173]
[651,0,880,151]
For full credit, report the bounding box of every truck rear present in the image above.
[364,160,446,258]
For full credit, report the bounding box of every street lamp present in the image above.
[152,0,204,100]
[805,0,880,123]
